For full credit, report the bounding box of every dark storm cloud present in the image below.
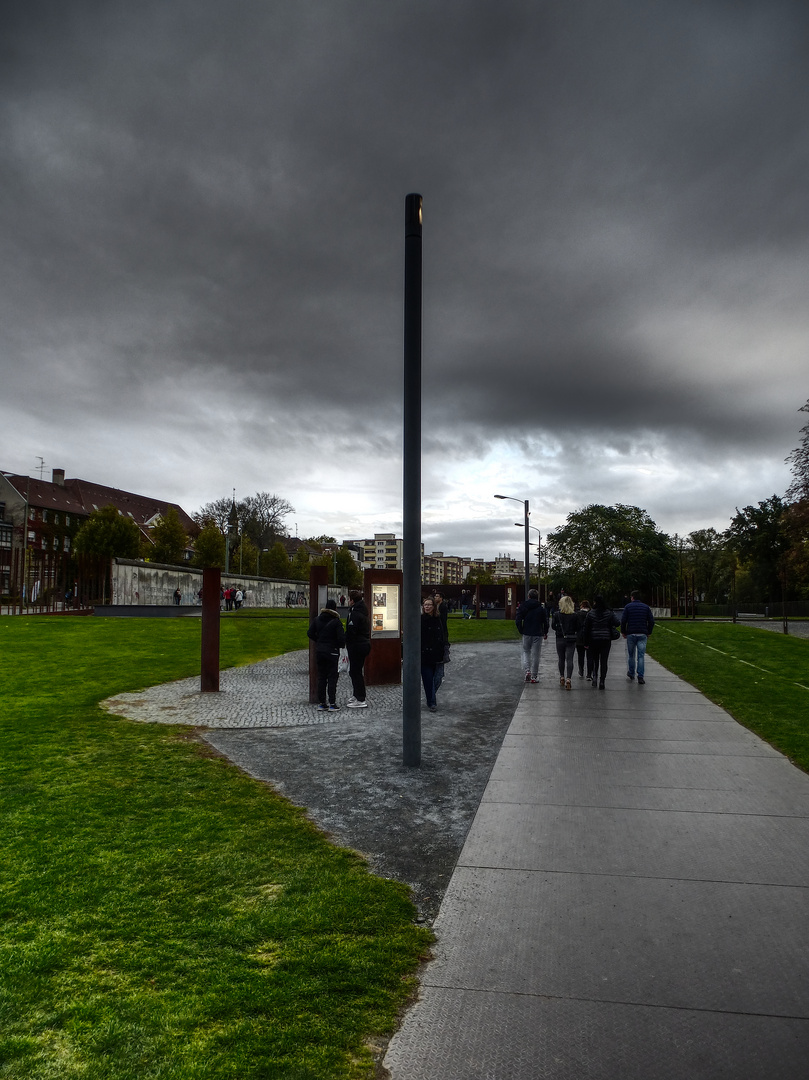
[1,0,806,551]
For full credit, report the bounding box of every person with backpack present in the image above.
[552,595,579,690]
[307,597,346,712]
[582,594,621,689]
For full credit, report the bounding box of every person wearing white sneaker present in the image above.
[345,589,371,708]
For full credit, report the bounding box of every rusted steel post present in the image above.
[200,566,221,692]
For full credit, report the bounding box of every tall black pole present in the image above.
[523,500,530,601]
[403,194,422,767]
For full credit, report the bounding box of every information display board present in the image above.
[371,584,400,638]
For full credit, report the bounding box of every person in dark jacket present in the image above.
[431,591,450,696]
[620,590,655,684]
[575,599,592,679]
[345,590,371,708]
[420,597,446,711]
[515,589,549,683]
[582,594,620,689]
[552,595,579,690]
[307,597,346,711]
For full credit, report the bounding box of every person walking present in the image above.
[515,589,549,683]
[621,589,655,684]
[307,597,346,712]
[552,595,578,690]
[583,594,620,689]
[420,596,446,712]
[345,589,371,708]
[575,599,592,679]
[173,587,181,606]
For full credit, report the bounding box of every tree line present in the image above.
[544,399,809,606]
[68,397,808,603]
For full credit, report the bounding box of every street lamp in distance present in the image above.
[514,521,541,599]
[494,494,530,600]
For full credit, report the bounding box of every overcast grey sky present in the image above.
[2,0,807,559]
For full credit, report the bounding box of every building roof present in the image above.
[3,475,85,515]
[2,473,195,532]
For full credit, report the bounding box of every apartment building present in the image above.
[422,551,470,585]
[347,533,406,571]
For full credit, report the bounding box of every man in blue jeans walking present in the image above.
[620,590,655,684]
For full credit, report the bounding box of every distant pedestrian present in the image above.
[420,597,446,712]
[173,587,181,606]
[621,590,655,684]
[582,594,621,689]
[515,589,549,683]
[307,597,346,711]
[575,600,592,679]
[234,588,243,610]
[552,595,578,690]
[345,590,371,708]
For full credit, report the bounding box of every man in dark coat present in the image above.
[307,598,346,711]
[620,589,655,684]
[515,589,549,683]
[345,590,371,708]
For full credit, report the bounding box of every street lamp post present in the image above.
[494,495,530,600]
[403,193,423,768]
[514,522,541,598]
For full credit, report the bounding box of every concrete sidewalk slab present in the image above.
[385,648,809,1079]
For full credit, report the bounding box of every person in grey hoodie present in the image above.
[515,589,549,683]
[307,597,346,711]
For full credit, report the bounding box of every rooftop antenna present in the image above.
[36,456,46,480]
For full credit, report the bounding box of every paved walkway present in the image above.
[103,634,809,1076]
[384,644,809,1079]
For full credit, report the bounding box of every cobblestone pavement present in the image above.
[102,648,404,728]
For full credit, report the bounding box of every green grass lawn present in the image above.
[446,613,520,644]
[648,622,809,772]
[0,616,431,1080]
